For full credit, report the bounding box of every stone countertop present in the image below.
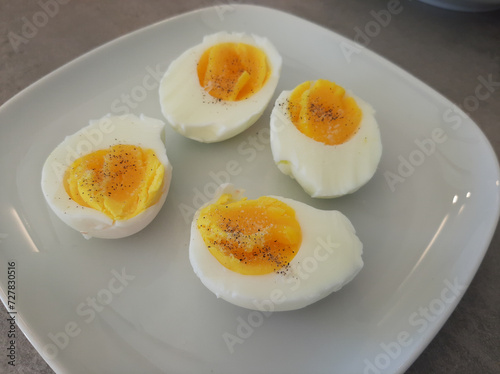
[0,1,499,373]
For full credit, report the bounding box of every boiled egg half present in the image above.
[41,114,172,239]
[270,79,382,198]
[159,31,282,143]
[189,184,363,311]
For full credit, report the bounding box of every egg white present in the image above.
[270,89,382,198]
[189,184,363,311]
[159,31,282,143]
[41,114,172,239]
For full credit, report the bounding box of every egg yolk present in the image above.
[197,193,302,275]
[197,42,270,101]
[64,144,165,221]
[288,79,362,145]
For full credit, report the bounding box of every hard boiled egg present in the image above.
[270,79,382,198]
[41,114,172,239]
[159,31,282,143]
[189,184,363,311]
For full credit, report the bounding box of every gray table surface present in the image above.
[0,1,499,373]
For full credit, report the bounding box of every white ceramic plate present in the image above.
[1,5,499,374]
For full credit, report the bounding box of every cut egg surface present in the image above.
[270,79,382,198]
[159,31,282,143]
[41,114,172,239]
[189,184,364,312]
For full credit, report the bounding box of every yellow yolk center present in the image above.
[64,144,165,221]
[197,42,270,101]
[197,194,302,275]
[288,79,362,145]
